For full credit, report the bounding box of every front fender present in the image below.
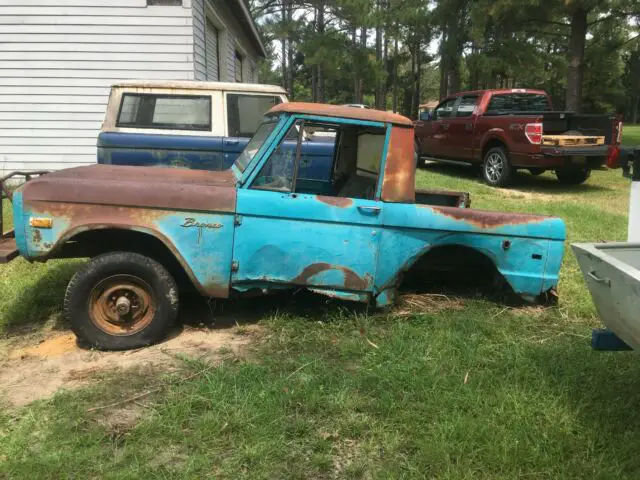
[19,200,235,298]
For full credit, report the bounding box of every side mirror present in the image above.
[419,111,432,121]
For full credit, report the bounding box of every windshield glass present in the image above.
[233,117,280,173]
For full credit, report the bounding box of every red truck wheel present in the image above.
[482,147,513,187]
[64,252,179,350]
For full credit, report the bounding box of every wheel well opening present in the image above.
[482,139,507,160]
[61,228,195,291]
[400,245,512,298]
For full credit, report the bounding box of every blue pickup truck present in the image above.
[0,102,565,350]
[97,80,335,181]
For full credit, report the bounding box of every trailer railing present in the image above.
[0,170,49,239]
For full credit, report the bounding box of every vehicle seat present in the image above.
[337,174,377,200]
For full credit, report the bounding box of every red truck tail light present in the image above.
[525,123,543,144]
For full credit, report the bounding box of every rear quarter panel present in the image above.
[376,203,566,301]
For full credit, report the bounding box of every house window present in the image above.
[147,0,181,5]
[235,51,243,82]
[117,93,211,131]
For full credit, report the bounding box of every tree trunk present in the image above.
[410,44,417,118]
[352,26,359,102]
[286,0,294,99]
[374,2,384,110]
[392,33,398,112]
[439,24,448,99]
[311,7,317,102]
[356,27,367,103]
[414,40,422,119]
[317,1,325,102]
[565,6,587,112]
[281,2,287,90]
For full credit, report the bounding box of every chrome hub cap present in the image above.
[485,153,504,183]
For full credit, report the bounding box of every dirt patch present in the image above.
[98,404,146,439]
[393,293,465,317]
[0,325,260,407]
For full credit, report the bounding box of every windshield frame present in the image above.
[231,114,289,181]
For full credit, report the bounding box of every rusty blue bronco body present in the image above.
[9,103,565,311]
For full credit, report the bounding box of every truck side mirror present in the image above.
[419,111,432,121]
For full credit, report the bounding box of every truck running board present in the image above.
[420,157,470,167]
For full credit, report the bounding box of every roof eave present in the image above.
[229,0,267,58]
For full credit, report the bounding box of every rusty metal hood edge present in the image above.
[20,165,237,213]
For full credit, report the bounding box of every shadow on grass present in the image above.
[177,289,371,331]
[1,260,83,335]
[421,162,613,195]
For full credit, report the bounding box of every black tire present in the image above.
[528,168,545,176]
[555,168,591,185]
[64,252,179,350]
[415,141,422,168]
[482,146,513,187]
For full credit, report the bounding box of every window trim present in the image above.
[235,51,244,83]
[116,93,212,131]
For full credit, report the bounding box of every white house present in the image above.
[0,0,266,173]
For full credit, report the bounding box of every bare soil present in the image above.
[0,324,260,407]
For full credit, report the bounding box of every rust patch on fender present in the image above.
[381,126,415,203]
[292,263,372,291]
[316,195,353,208]
[32,229,42,244]
[432,205,548,228]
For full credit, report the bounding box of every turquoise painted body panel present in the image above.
[233,189,381,292]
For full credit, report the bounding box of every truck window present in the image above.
[251,120,303,192]
[455,96,478,118]
[227,94,282,138]
[433,98,456,120]
[486,93,550,113]
[116,93,211,130]
[251,119,384,201]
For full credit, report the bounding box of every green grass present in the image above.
[1,128,640,478]
[623,124,640,146]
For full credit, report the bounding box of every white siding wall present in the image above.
[192,0,259,84]
[0,0,196,173]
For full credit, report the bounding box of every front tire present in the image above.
[64,252,179,350]
[482,147,513,187]
[415,141,422,168]
[555,168,591,185]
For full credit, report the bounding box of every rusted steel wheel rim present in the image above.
[485,153,504,183]
[88,274,156,336]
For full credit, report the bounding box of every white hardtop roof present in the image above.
[112,80,287,95]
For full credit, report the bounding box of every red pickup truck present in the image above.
[414,89,623,187]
